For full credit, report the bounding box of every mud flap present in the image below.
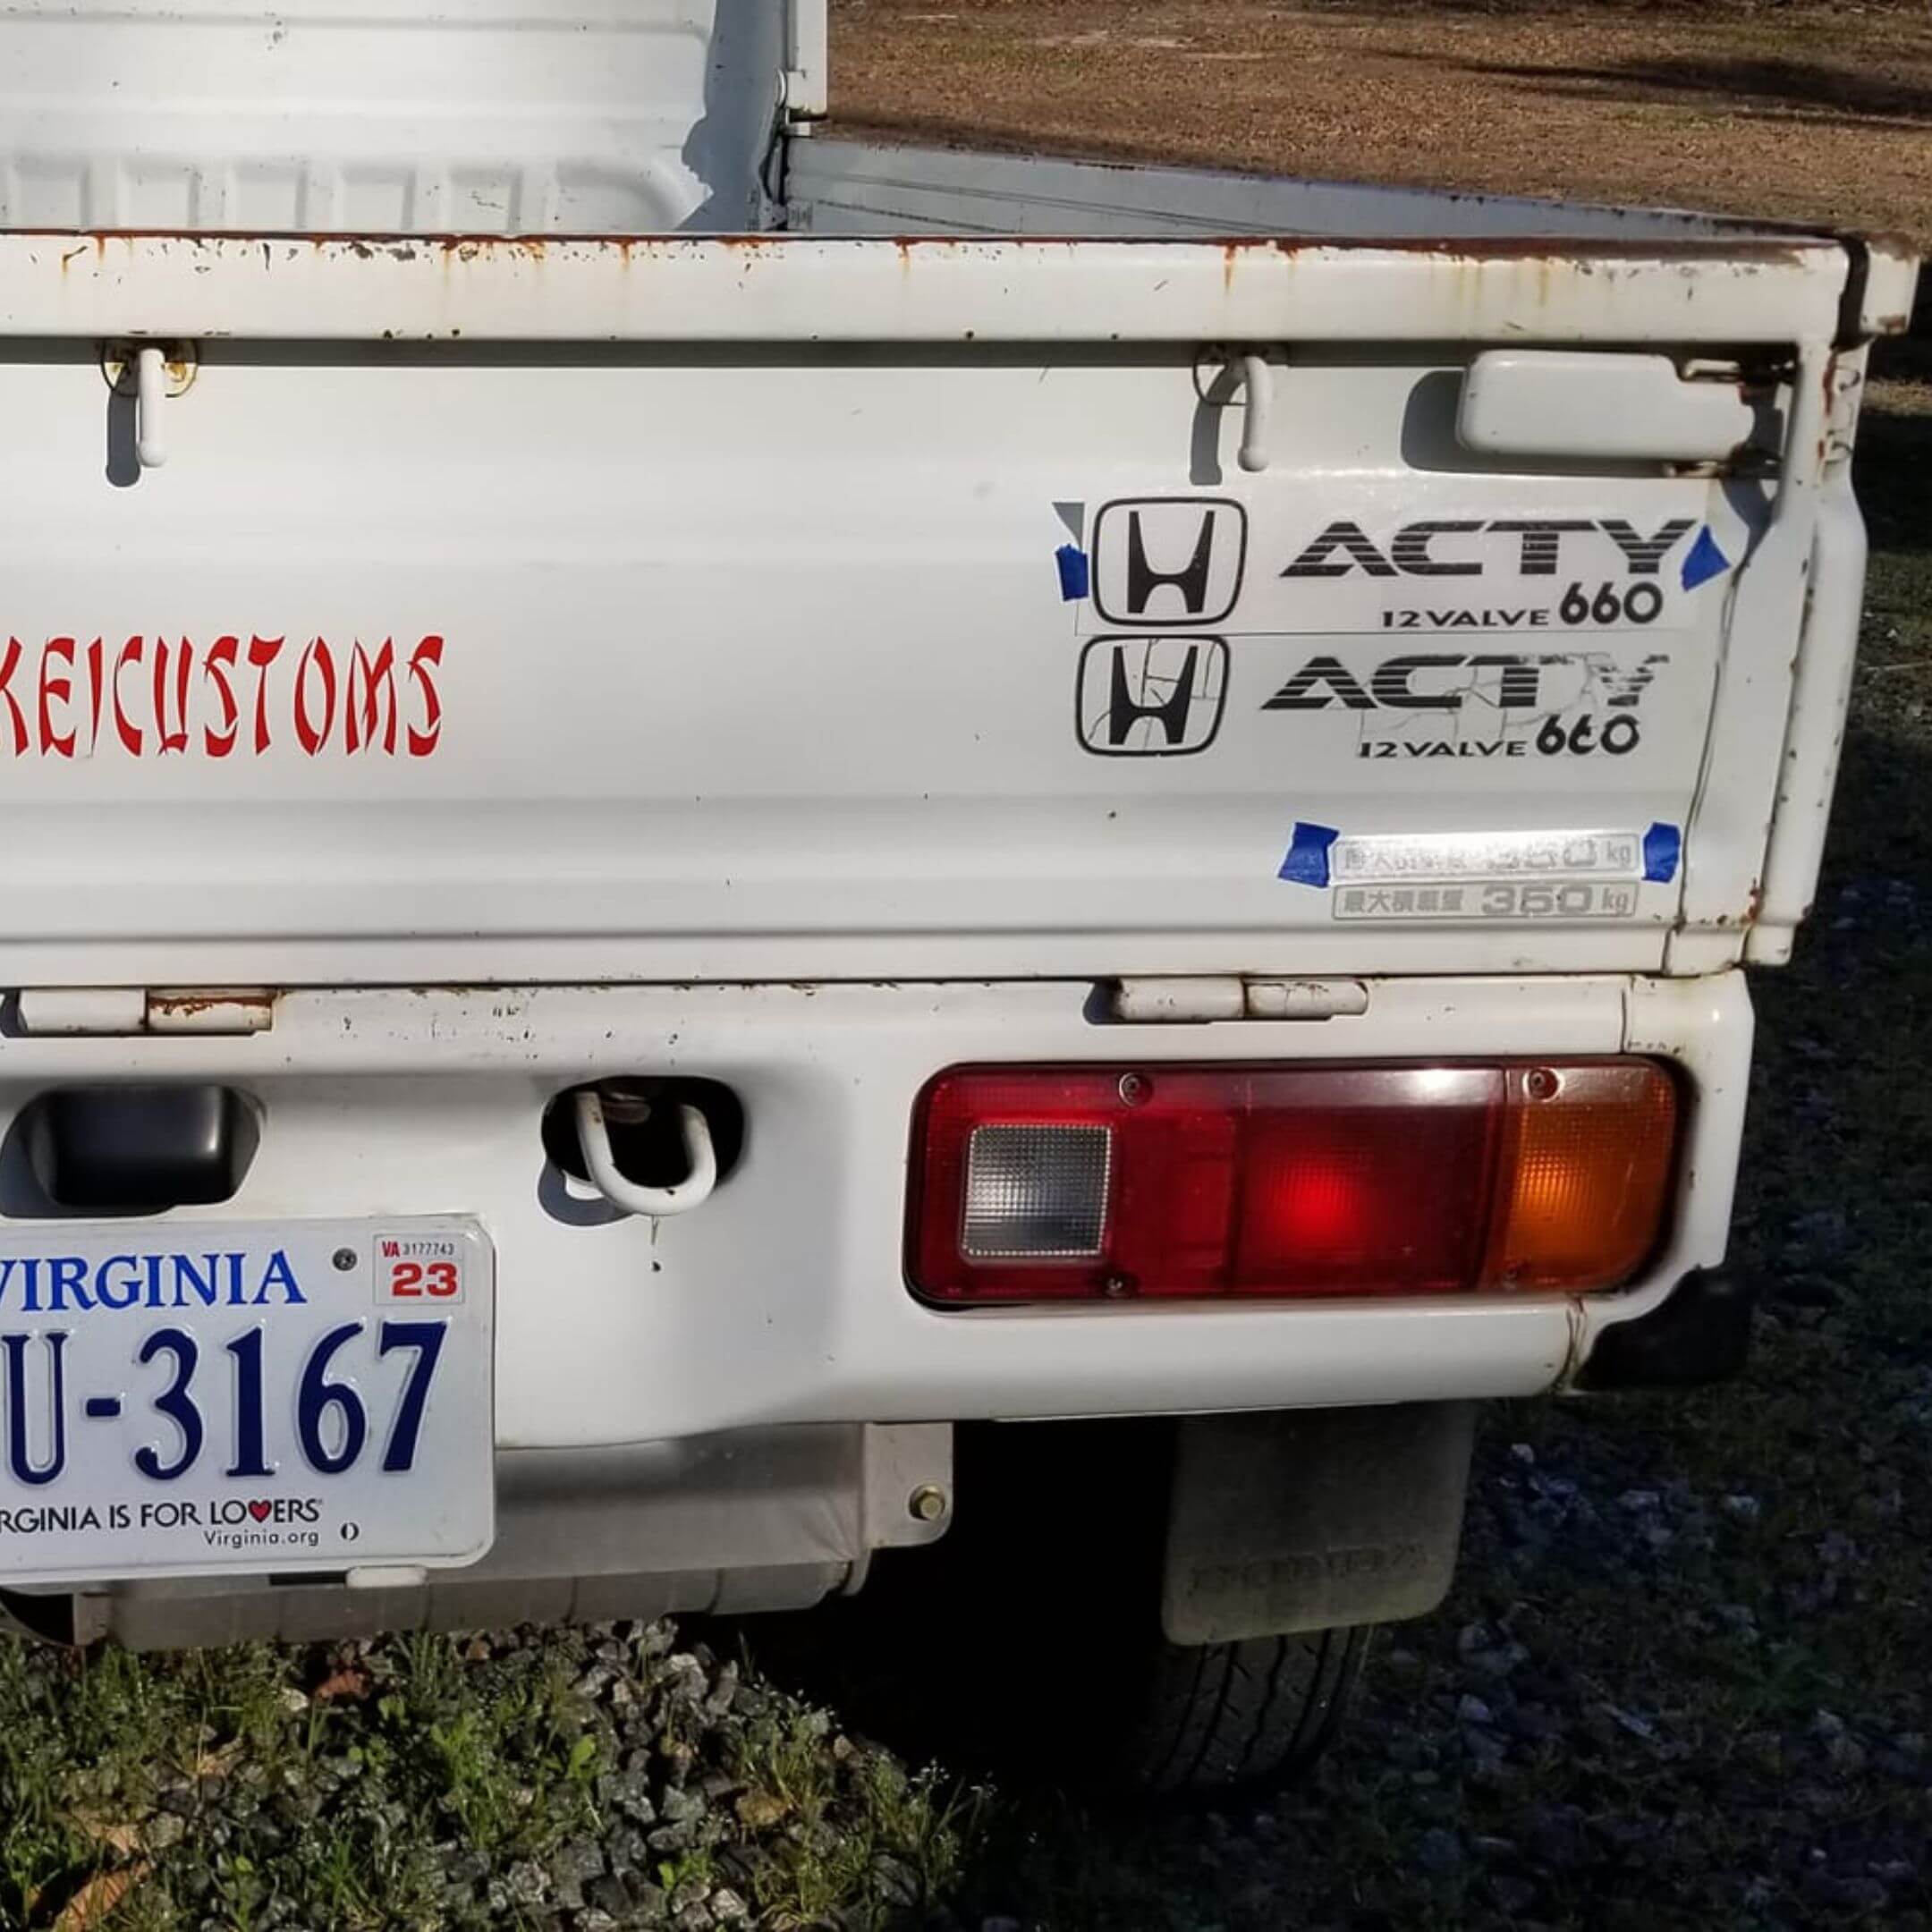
[1161,1403,1477,1647]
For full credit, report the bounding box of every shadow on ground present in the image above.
[1388,50,1932,128]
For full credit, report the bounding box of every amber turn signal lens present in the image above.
[1487,1063,1680,1292]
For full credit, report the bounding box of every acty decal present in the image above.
[1283,518,1697,580]
[0,633,445,759]
[1263,650,1669,714]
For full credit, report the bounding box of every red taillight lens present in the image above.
[906,1063,1679,1305]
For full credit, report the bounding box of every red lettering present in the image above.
[295,638,337,756]
[0,629,445,758]
[152,637,192,755]
[113,638,145,756]
[406,635,444,758]
[247,637,284,755]
[0,640,26,754]
[84,639,106,754]
[203,636,240,758]
[37,637,75,757]
[345,640,397,755]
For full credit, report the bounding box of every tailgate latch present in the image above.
[1112,977,1369,1023]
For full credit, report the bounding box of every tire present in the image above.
[826,1420,1374,1800]
[1129,1623,1372,1797]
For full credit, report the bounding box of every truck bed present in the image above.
[0,215,1911,986]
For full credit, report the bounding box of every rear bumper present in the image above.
[13,1425,953,1648]
[0,972,1751,1448]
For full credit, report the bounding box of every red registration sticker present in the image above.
[376,1235,465,1306]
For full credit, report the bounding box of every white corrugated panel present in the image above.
[0,0,788,234]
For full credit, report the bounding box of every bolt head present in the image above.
[908,1484,949,1525]
[332,1248,358,1272]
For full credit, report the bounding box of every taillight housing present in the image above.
[906,1062,1679,1306]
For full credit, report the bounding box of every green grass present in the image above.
[0,1623,979,1930]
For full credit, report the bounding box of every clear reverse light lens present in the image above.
[961,1123,1112,1258]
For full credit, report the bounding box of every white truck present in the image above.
[0,0,1914,1792]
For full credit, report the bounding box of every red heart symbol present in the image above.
[248,1500,273,1523]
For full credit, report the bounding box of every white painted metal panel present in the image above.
[0,976,1750,1448]
[0,230,1860,343]
[0,330,1831,984]
[0,0,792,234]
[0,140,1904,985]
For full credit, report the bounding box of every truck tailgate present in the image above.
[0,228,1909,985]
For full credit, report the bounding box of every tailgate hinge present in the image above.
[1112,977,1370,1024]
[16,988,275,1038]
[782,0,828,125]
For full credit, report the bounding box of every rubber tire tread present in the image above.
[1134,1623,1371,1797]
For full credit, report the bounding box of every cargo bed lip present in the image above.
[0,225,1889,349]
[0,224,1860,262]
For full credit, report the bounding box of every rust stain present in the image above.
[1252,231,1817,268]
[146,989,277,1025]
[0,219,1838,267]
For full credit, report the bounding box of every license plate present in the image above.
[0,1218,494,1585]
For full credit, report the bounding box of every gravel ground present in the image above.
[0,1621,975,1929]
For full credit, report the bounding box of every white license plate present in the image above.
[0,1218,494,1585]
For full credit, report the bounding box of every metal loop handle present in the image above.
[1237,352,1272,474]
[574,1090,718,1220]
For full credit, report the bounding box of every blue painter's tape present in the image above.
[1644,822,1683,886]
[1056,544,1090,602]
[1279,823,1341,888]
[1681,527,1732,592]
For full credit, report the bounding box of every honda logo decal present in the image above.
[1090,498,1247,627]
[1077,638,1230,758]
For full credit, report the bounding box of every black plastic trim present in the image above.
[18,1084,258,1212]
[1576,1268,1757,1392]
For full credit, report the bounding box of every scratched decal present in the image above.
[1304,825,1683,925]
[0,635,445,758]
[1325,827,1655,885]
[1261,644,1674,763]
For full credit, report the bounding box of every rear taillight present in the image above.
[906,1062,1679,1305]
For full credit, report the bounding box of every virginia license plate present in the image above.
[0,1218,494,1585]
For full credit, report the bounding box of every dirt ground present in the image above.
[832,0,1932,246]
